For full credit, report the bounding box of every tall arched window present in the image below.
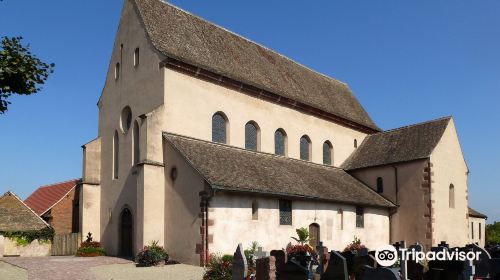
[275,129,287,156]
[300,135,311,161]
[354,139,358,148]
[377,177,384,193]
[245,121,260,151]
[132,120,140,165]
[113,131,119,179]
[323,141,333,165]
[449,184,455,208]
[121,106,132,133]
[134,48,140,67]
[212,112,228,144]
[115,62,120,80]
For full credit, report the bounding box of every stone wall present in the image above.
[0,235,51,257]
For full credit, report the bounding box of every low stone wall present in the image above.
[0,234,51,257]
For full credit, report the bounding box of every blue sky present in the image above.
[0,0,499,222]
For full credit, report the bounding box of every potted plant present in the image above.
[287,227,316,267]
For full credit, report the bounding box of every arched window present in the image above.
[354,139,358,148]
[300,135,311,161]
[115,62,120,80]
[377,177,384,193]
[274,129,287,156]
[132,120,140,165]
[323,141,333,165]
[134,48,140,67]
[212,112,228,144]
[245,121,260,151]
[449,184,455,208]
[121,106,132,133]
[113,131,119,179]
[252,200,258,220]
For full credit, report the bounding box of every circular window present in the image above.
[121,106,132,133]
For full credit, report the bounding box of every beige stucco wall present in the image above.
[468,216,486,247]
[0,236,50,257]
[164,69,368,167]
[350,159,431,247]
[80,183,101,241]
[430,119,469,247]
[83,138,101,184]
[208,192,390,255]
[163,140,206,265]
[88,0,166,256]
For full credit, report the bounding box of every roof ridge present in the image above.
[163,132,345,172]
[158,0,348,87]
[375,116,452,135]
[37,178,81,189]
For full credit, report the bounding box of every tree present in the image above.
[486,222,500,246]
[0,36,54,114]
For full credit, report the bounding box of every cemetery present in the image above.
[208,228,500,280]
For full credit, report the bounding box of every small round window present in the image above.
[121,106,132,133]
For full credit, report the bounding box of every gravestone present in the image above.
[256,256,276,280]
[407,243,424,280]
[462,259,475,280]
[316,242,328,275]
[321,251,348,280]
[270,250,287,275]
[256,247,268,259]
[468,243,491,278]
[232,243,248,280]
[340,250,355,275]
[354,249,376,280]
[362,265,401,280]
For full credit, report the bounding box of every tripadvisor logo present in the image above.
[375,245,482,267]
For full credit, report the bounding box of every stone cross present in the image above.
[316,241,328,274]
[232,243,248,280]
[255,246,268,259]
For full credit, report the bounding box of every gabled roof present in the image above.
[163,133,394,208]
[469,207,487,219]
[24,179,81,216]
[0,191,49,232]
[341,117,451,170]
[133,0,379,132]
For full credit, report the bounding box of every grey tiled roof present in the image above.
[468,207,487,219]
[342,117,451,170]
[133,0,379,131]
[0,192,49,232]
[163,133,394,208]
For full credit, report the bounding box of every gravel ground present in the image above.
[91,263,205,280]
[0,260,28,280]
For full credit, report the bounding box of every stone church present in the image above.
[80,0,484,265]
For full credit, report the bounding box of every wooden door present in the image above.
[120,208,133,257]
[309,223,320,248]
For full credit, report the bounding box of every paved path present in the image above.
[0,256,131,280]
[91,263,205,280]
[0,260,27,280]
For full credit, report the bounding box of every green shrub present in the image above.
[203,254,232,280]
[136,241,169,267]
[2,227,54,246]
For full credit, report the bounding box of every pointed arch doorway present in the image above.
[119,208,133,257]
[309,223,320,248]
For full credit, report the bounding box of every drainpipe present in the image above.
[389,165,400,244]
[393,165,399,205]
[199,188,213,267]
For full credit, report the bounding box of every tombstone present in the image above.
[468,243,491,278]
[321,251,348,280]
[354,250,376,280]
[407,243,424,280]
[256,256,276,280]
[315,242,328,274]
[462,259,475,280]
[270,250,287,277]
[428,246,465,280]
[362,265,401,280]
[398,241,408,280]
[340,250,355,275]
[255,247,268,259]
[232,243,248,280]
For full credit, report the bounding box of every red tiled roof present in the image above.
[24,179,81,216]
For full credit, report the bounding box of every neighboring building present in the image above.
[80,0,476,265]
[25,179,81,234]
[0,191,51,257]
[468,207,487,247]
